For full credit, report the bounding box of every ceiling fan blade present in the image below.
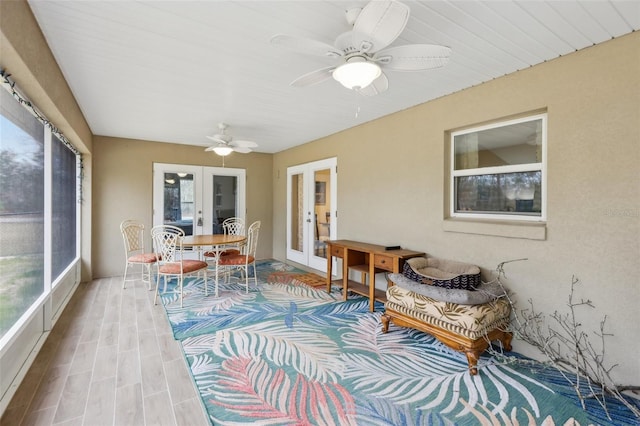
[358,71,389,97]
[290,66,335,87]
[205,135,225,144]
[352,0,409,53]
[375,44,451,71]
[270,34,343,57]
[232,147,253,154]
[231,140,258,149]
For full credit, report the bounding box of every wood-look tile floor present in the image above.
[1,276,209,426]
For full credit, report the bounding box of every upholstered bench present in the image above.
[381,270,512,375]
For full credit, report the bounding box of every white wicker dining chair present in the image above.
[151,225,209,307]
[120,220,159,290]
[216,220,261,294]
[204,216,245,260]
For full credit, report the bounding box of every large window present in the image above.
[451,114,546,221]
[0,88,45,339]
[0,81,80,342]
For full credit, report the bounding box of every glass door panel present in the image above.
[308,162,335,271]
[202,168,246,235]
[162,172,196,236]
[313,169,331,261]
[210,175,239,234]
[286,168,306,265]
[154,164,203,237]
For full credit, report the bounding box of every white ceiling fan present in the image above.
[271,0,451,96]
[204,123,258,156]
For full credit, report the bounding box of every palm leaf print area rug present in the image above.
[157,259,639,425]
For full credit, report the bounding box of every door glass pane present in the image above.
[290,173,303,252]
[0,88,45,339]
[163,172,194,235]
[314,169,330,258]
[212,175,238,234]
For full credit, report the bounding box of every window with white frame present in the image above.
[451,113,546,221]
[0,88,45,339]
[0,78,80,342]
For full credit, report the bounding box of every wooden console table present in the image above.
[325,240,424,312]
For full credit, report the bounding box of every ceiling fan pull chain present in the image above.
[354,90,361,118]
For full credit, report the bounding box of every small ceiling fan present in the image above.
[204,123,258,156]
[271,0,451,96]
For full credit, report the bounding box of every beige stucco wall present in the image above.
[273,32,640,384]
[92,136,273,278]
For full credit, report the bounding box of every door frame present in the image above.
[286,157,337,272]
[152,163,246,235]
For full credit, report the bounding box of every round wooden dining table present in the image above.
[182,234,247,296]
[182,234,246,248]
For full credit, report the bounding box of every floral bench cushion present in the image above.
[386,284,511,341]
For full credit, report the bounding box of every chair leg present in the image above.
[144,263,152,290]
[152,264,157,291]
[153,273,161,305]
[244,265,249,293]
[123,263,129,289]
[252,263,258,288]
[215,263,219,298]
[179,276,184,308]
[204,270,208,296]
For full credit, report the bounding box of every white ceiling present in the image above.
[27,0,639,154]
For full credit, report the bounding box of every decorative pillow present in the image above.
[389,273,506,305]
[402,256,480,290]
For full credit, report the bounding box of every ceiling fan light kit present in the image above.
[332,57,381,90]
[271,0,451,95]
[210,143,234,156]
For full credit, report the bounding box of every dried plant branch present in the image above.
[484,261,640,420]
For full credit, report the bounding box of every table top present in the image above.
[183,234,246,246]
[327,239,424,257]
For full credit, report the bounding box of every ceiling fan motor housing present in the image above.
[345,7,362,26]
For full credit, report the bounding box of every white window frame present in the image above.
[1,78,82,415]
[450,113,547,222]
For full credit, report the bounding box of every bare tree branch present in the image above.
[483,262,640,420]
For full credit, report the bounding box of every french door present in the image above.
[286,158,337,272]
[153,163,246,238]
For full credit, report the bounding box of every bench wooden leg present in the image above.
[501,331,513,351]
[464,350,480,375]
[381,313,390,333]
